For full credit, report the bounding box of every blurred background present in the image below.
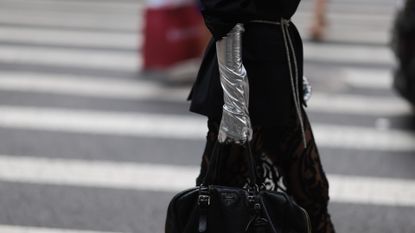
[0,0,414,232]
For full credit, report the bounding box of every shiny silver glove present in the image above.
[303,75,312,104]
[216,24,252,144]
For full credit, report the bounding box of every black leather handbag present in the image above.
[165,142,311,233]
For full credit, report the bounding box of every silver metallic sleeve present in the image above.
[303,75,312,103]
[216,24,252,144]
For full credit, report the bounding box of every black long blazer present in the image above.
[188,0,304,127]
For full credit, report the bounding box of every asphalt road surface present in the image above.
[0,0,414,232]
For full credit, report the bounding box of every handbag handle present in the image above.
[200,141,258,189]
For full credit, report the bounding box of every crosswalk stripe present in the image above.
[0,0,393,36]
[0,26,138,49]
[0,106,412,151]
[298,2,394,14]
[0,24,387,52]
[0,0,392,16]
[0,155,414,207]
[341,68,392,89]
[0,9,138,22]
[0,71,410,116]
[0,106,207,139]
[0,72,187,101]
[0,44,391,73]
[313,124,415,151]
[0,155,196,192]
[0,22,393,67]
[0,225,122,233]
[0,11,138,31]
[303,43,394,65]
[296,12,393,24]
[308,93,411,116]
[0,0,142,13]
[0,45,139,71]
[0,1,391,25]
[297,24,388,44]
[329,174,415,207]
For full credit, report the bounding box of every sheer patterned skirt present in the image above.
[196,109,336,233]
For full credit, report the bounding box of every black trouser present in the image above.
[196,109,336,233]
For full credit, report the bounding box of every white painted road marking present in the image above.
[0,0,142,10]
[0,12,138,32]
[329,174,415,207]
[342,68,393,89]
[0,155,414,207]
[0,43,392,69]
[0,106,413,151]
[0,224,123,233]
[0,71,411,116]
[0,72,188,101]
[309,93,412,116]
[0,106,207,139]
[0,26,138,49]
[0,29,393,69]
[313,124,415,151]
[0,155,196,192]
[303,43,394,65]
[0,46,139,71]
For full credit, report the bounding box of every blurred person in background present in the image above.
[142,0,207,71]
[310,0,328,41]
[188,0,336,232]
[392,0,415,107]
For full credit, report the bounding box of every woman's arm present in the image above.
[216,24,252,144]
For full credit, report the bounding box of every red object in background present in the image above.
[142,4,206,70]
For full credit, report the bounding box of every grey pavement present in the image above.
[0,0,413,233]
